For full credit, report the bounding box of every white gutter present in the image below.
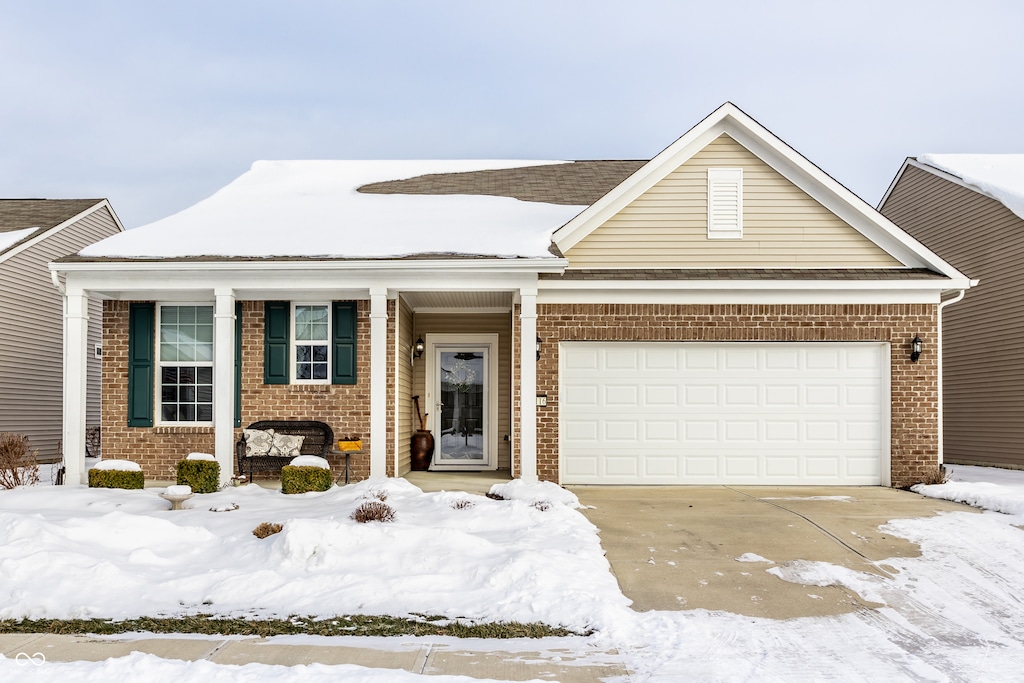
[935,284,974,466]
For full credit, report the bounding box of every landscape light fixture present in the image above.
[536,335,542,361]
[910,335,923,362]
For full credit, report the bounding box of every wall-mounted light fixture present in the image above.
[413,337,425,360]
[536,335,542,361]
[910,334,923,362]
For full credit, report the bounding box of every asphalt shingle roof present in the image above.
[0,199,102,233]
[357,161,647,206]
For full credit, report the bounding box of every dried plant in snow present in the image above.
[531,501,551,512]
[451,499,475,510]
[252,522,283,538]
[352,500,396,523]
[0,433,39,489]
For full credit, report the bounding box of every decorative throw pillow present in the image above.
[243,429,275,457]
[270,433,305,457]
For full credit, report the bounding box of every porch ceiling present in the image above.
[401,290,513,311]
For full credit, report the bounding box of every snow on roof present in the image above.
[917,154,1024,221]
[80,160,587,259]
[0,226,38,253]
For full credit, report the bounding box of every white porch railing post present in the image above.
[519,288,538,483]
[214,289,236,486]
[63,289,89,485]
[370,288,389,478]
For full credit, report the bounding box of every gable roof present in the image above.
[551,103,965,279]
[0,198,111,258]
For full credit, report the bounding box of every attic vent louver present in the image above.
[707,167,743,239]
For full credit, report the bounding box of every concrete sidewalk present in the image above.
[0,632,628,680]
[572,485,974,619]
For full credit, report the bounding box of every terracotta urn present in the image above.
[410,430,434,471]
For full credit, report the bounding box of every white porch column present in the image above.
[519,288,538,482]
[63,289,89,485]
[213,289,236,486]
[369,288,388,478]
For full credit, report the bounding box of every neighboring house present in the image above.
[879,155,1023,469]
[52,104,972,488]
[0,199,124,460]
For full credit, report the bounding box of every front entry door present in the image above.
[431,344,490,468]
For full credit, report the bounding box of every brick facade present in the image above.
[521,303,940,489]
[101,299,386,482]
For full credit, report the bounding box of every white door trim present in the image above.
[425,334,499,470]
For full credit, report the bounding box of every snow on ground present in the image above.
[4,464,1024,680]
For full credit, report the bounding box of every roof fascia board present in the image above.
[52,257,567,275]
[0,200,118,265]
[538,277,971,292]
[877,157,914,209]
[538,288,944,305]
[883,157,1003,206]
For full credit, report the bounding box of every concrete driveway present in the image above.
[570,485,974,619]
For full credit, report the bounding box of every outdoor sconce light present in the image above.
[413,337,425,360]
[910,335,923,362]
[536,335,542,361]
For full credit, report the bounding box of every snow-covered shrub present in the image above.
[281,465,332,494]
[352,500,396,523]
[0,432,39,489]
[88,464,144,490]
[176,458,220,493]
[253,522,283,538]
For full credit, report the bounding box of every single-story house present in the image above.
[879,155,1022,469]
[52,103,973,488]
[1,199,123,460]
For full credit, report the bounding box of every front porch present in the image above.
[58,264,546,488]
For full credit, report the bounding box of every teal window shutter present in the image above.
[264,301,289,384]
[332,301,357,385]
[127,303,155,427]
[234,301,243,427]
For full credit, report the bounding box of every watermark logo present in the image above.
[14,652,46,666]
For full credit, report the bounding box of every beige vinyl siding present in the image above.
[396,297,414,475]
[412,312,512,470]
[880,164,1024,468]
[0,205,120,461]
[566,134,902,268]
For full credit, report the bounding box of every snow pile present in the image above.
[0,478,628,630]
[0,227,37,252]
[186,452,216,461]
[290,455,330,469]
[92,459,142,472]
[165,485,192,496]
[918,154,1024,221]
[78,160,586,259]
[914,463,1024,515]
[488,479,581,508]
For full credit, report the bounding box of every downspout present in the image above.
[936,285,974,465]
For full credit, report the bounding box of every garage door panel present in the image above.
[561,342,886,485]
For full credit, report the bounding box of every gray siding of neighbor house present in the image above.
[0,205,120,461]
[880,163,1024,469]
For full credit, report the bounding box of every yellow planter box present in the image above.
[337,440,363,452]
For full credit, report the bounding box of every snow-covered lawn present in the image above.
[3,464,1024,681]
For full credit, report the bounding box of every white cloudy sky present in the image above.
[1,0,1022,228]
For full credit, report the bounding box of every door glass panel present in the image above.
[438,349,486,463]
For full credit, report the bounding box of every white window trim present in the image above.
[155,302,215,426]
[290,302,332,385]
[708,167,743,239]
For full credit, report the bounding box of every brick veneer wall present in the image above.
[102,299,382,482]
[518,303,939,489]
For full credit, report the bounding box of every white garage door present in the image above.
[560,342,888,485]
